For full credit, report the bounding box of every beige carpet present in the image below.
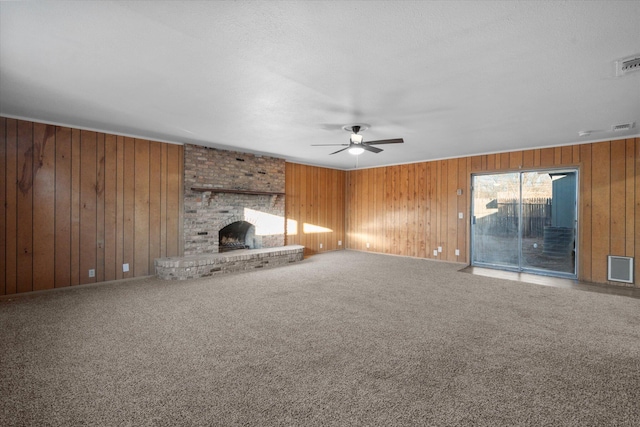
[1,250,639,426]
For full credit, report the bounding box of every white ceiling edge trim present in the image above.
[346,134,640,172]
[2,113,637,173]
[0,113,298,162]
[0,113,185,147]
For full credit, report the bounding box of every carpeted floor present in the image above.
[1,250,639,426]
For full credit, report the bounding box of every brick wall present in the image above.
[183,145,286,255]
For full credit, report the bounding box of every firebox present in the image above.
[218,221,257,252]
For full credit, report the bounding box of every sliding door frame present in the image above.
[470,167,579,279]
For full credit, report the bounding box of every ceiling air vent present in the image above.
[616,55,640,76]
[611,122,635,132]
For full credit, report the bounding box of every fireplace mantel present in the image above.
[191,187,285,196]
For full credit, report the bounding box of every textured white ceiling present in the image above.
[1,1,639,170]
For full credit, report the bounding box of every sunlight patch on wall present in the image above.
[287,218,298,235]
[244,208,285,236]
[303,223,333,234]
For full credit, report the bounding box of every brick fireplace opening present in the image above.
[219,220,256,252]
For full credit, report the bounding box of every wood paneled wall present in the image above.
[346,159,470,262]
[345,138,639,286]
[0,117,184,295]
[285,163,346,256]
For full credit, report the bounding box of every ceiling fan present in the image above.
[312,124,404,155]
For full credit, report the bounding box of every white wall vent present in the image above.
[611,122,635,132]
[616,55,640,76]
[607,256,634,284]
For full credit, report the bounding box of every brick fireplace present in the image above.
[183,145,286,256]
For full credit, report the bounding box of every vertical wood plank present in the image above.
[509,151,522,169]
[4,119,17,294]
[522,150,534,169]
[500,153,510,170]
[95,133,106,282]
[447,159,458,260]
[579,144,592,282]
[383,167,391,254]
[31,123,56,291]
[610,139,626,256]
[134,139,150,276]
[406,164,416,256]
[561,145,573,165]
[399,165,409,256]
[115,136,125,280]
[540,148,554,167]
[486,154,495,171]
[148,141,162,272]
[103,134,117,281]
[457,157,468,263]
[438,160,447,257]
[624,139,635,258]
[428,161,437,257]
[554,147,562,165]
[70,128,81,286]
[0,118,6,294]
[572,145,581,164]
[79,130,97,285]
[16,120,33,293]
[160,143,168,257]
[590,141,610,283]
[471,156,482,172]
[122,137,136,278]
[54,127,72,287]
[635,138,640,285]
[417,162,427,259]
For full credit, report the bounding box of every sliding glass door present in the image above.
[471,169,577,278]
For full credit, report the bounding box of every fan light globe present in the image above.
[348,146,365,155]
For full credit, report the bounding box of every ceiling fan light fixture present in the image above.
[350,134,363,144]
[348,146,365,155]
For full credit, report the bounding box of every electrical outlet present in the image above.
[433,250,438,256]
[123,263,129,273]
[455,249,460,256]
[458,212,464,219]
[88,269,95,278]
[320,243,323,249]
[366,242,370,248]
[338,240,342,246]
[438,246,442,253]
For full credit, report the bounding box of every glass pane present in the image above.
[472,173,520,268]
[520,171,576,275]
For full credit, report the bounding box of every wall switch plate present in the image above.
[433,250,438,256]
[88,269,95,278]
[458,212,464,219]
[366,242,370,248]
[338,240,342,246]
[438,246,442,252]
[319,243,323,249]
[455,249,460,256]
[457,189,463,196]
[123,263,129,272]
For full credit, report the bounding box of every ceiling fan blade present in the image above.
[362,144,383,154]
[330,147,350,155]
[365,138,404,145]
[311,144,349,147]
